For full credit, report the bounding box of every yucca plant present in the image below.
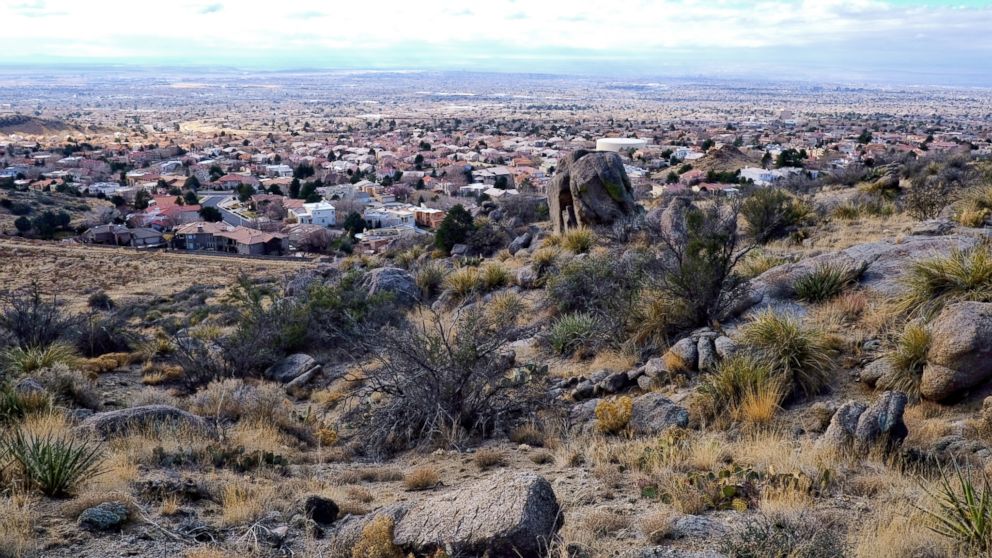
[1,343,79,378]
[793,262,862,303]
[899,246,992,318]
[919,464,992,552]
[697,354,784,422]
[738,310,833,398]
[547,312,600,356]
[881,321,931,399]
[2,430,104,497]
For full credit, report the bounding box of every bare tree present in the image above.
[0,283,78,348]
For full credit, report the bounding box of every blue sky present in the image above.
[2,0,991,85]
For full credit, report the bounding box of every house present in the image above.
[413,205,445,229]
[294,201,336,227]
[82,224,164,248]
[173,221,288,255]
[215,174,259,190]
[265,164,294,178]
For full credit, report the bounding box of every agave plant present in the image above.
[2,430,104,497]
[919,463,992,552]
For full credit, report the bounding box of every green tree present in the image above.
[857,129,873,144]
[184,176,201,190]
[14,216,30,233]
[134,190,151,210]
[236,183,256,203]
[289,178,301,199]
[435,204,473,253]
[342,211,366,238]
[199,206,223,222]
[267,184,283,195]
[183,190,199,205]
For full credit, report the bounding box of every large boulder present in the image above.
[392,471,562,557]
[547,150,638,234]
[362,267,419,306]
[630,393,690,435]
[819,391,908,453]
[78,405,210,438]
[922,302,992,401]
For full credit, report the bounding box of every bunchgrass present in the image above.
[562,229,596,254]
[1,343,79,377]
[882,321,931,399]
[898,246,992,318]
[793,263,861,303]
[547,312,600,356]
[738,310,833,398]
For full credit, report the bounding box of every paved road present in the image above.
[199,194,247,226]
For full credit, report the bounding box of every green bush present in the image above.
[697,354,782,421]
[920,465,992,553]
[414,262,446,299]
[793,262,862,303]
[738,310,833,398]
[2,430,104,497]
[1,343,79,378]
[547,312,600,356]
[741,188,810,243]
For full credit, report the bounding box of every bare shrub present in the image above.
[0,283,77,349]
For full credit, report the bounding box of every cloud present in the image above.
[198,2,223,14]
[10,0,66,17]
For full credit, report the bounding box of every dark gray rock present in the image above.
[362,266,419,306]
[304,495,339,525]
[713,336,737,361]
[597,371,631,394]
[911,219,953,236]
[392,471,562,557]
[860,358,893,387]
[571,381,596,401]
[547,150,638,234]
[696,338,718,372]
[508,232,532,255]
[78,502,129,531]
[78,405,209,438]
[641,357,668,379]
[819,391,907,453]
[668,338,697,371]
[630,393,689,435]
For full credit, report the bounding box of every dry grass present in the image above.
[184,548,237,558]
[736,381,785,425]
[639,508,679,544]
[510,423,547,447]
[219,479,274,526]
[474,448,508,470]
[0,490,37,558]
[402,466,440,491]
[350,515,403,558]
[562,229,596,254]
[581,508,630,536]
[595,396,633,435]
[851,502,954,558]
[337,467,404,484]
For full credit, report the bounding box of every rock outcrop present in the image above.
[629,393,690,435]
[77,502,130,531]
[921,301,992,401]
[78,405,210,438]
[362,266,419,306]
[819,391,908,453]
[547,150,638,233]
[266,353,321,384]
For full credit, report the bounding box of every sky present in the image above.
[2,0,992,85]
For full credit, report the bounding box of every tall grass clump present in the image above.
[2,430,104,497]
[480,263,512,291]
[444,266,481,299]
[955,184,992,228]
[698,354,784,424]
[738,310,833,398]
[738,250,788,279]
[920,465,992,553]
[880,322,931,399]
[1,343,79,378]
[898,246,992,318]
[547,312,600,356]
[414,262,445,299]
[562,228,596,254]
[793,263,862,303]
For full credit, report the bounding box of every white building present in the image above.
[293,201,336,227]
[596,137,648,152]
[265,164,294,178]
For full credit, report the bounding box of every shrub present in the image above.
[86,291,114,311]
[0,283,77,349]
[487,292,525,325]
[403,466,439,491]
[445,266,481,299]
[189,378,292,424]
[530,247,559,274]
[509,423,546,447]
[414,262,445,299]
[434,204,473,254]
[640,508,679,544]
[2,430,104,497]
[920,465,992,553]
[474,448,507,470]
[561,229,596,254]
[898,246,992,318]
[1,343,79,378]
[0,383,51,423]
[351,515,403,558]
[629,291,687,351]
[697,355,782,422]
[653,200,751,327]
[480,263,511,291]
[792,262,862,303]
[547,312,600,356]
[75,311,139,358]
[595,396,633,435]
[721,513,846,558]
[880,322,931,399]
[955,184,992,227]
[741,188,809,243]
[352,308,540,455]
[738,310,833,398]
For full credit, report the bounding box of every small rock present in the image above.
[508,232,532,255]
[304,495,339,525]
[668,338,697,371]
[78,502,129,531]
[637,375,657,391]
[696,338,718,372]
[597,371,630,394]
[571,381,595,401]
[630,392,689,435]
[642,357,667,379]
[713,336,737,360]
[266,353,321,384]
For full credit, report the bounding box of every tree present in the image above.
[183,190,199,205]
[289,178,301,199]
[267,184,283,195]
[14,216,30,233]
[199,206,223,222]
[857,129,873,144]
[236,183,256,203]
[134,189,152,210]
[775,148,807,168]
[342,211,366,238]
[435,204,473,253]
[184,176,201,190]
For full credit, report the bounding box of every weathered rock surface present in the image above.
[336,471,560,557]
[630,393,690,435]
[922,301,992,401]
[78,405,209,438]
[78,502,129,531]
[266,353,321,384]
[362,266,419,306]
[508,232,533,255]
[819,391,908,453]
[547,150,638,233]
